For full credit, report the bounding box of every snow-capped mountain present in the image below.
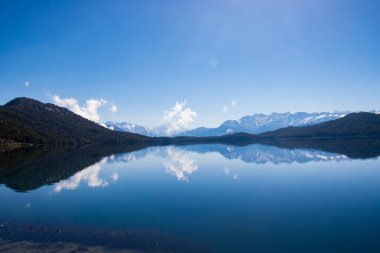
[105,122,163,137]
[105,121,194,137]
[182,144,349,164]
[106,111,379,137]
[179,111,350,137]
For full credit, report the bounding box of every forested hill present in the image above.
[258,112,380,139]
[0,97,151,145]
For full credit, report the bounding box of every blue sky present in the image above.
[0,0,379,128]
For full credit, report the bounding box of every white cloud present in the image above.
[109,104,118,113]
[163,148,198,182]
[24,81,30,87]
[161,100,197,135]
[54,157,109,192]
[52,95,107,122]
[222,100,237,114]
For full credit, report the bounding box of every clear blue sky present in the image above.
[1,0,379,128]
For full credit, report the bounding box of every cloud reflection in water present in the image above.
[54,157,112,192]
[53,144,354,191]
[162,147,198,182]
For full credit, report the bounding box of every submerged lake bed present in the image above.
[1,143,380,253]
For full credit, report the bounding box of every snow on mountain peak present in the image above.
[105,110,377,137]
[179,111,351,137]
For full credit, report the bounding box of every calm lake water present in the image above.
[1,143,380,252]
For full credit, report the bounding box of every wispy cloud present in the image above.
[52,95,107,122]
[222,100,237,114]
[161,100,197,135]
[109,104,118,113]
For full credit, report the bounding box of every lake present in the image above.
[1,142,380,252]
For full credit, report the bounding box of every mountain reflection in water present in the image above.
[1,139,379,192]
[1,139,380,253]
[58,144,352,191]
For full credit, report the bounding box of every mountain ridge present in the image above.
[107,111,360,137]
[179,111,351,137]
[1,97,380,148]
[0,97,151,145]
[105,121,163,137]
[257,112,380,139]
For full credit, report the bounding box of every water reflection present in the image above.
[50,144,366,191]
[53,146,199,189]
[1,139,380,192]
[0,145,148,192]
[184,144,350,164]
[2,140,380,253]
[54,157,111,192]
[163,147,198,182]
[224,166,239,180]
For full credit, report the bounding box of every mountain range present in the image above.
[1,97,380,148]
[107,111,353,137]
[179,112,353,136]
[105,121,163,137]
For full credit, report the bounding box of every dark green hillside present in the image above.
[0,97,150,145]
[0,144,147,192]
[258,112,380,139]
